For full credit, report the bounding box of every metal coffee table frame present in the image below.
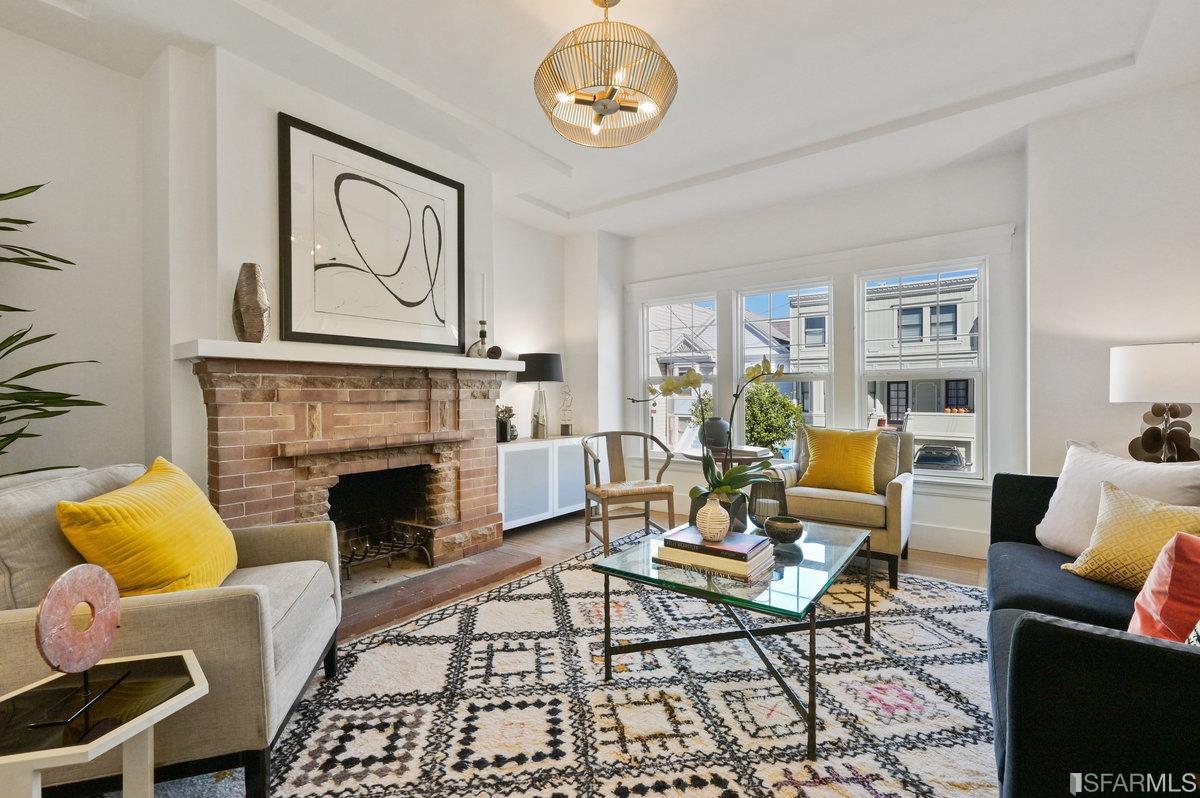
[593,533,871,761]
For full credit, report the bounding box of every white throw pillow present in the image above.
[1035,442,1200,557]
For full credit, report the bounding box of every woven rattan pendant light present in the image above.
[534,0,678,148]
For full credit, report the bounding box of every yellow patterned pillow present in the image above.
[798,427,880,495]
[1063,482,1200,590]
[57,458,237,596]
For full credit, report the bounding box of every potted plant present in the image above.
[496,404,517,442]
[1,183,101,475]
[688,451,774,536]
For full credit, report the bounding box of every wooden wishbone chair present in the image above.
[581,431,676,554]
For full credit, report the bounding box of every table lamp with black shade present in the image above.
[517,353,563,439]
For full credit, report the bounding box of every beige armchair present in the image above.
[0,465,341,798]
[767,429,914,587]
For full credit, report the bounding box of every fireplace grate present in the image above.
[340,526,432,580]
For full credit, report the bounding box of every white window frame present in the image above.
[855,257,988,482]
[735,279,834,449]
[640,293,719,455]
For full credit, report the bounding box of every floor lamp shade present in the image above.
[516,353,563,439]
[516,353,564,384]
[1110,343,1200,403]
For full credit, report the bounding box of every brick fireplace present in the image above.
[193,358,502,566]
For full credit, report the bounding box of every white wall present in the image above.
[493,214,566,432]
[1027,80,1200,473]
[622,154,1029,557]
[0,27,145,473]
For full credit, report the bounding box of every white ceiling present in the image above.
[4,0,1200,235]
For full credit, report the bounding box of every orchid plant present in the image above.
[631,356,790,504]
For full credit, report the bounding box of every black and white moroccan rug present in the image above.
[165,532,997,797]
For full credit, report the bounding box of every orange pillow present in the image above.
[1128,532,1200,642]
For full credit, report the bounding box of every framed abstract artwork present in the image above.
[278,113,465,353]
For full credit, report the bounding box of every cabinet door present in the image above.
[500,443,554,530]
[553,438,585,513]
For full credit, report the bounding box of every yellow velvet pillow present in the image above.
[1063,482,1200,590]
[798,427,880,495]
[57,457,237,596]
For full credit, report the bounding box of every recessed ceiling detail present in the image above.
[533,0,677,148]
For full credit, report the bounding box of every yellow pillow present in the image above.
[798,427,880,495]
[1063,482,1200,590]
[57,457,237,596]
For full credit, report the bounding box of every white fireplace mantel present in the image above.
[173,339,525,373]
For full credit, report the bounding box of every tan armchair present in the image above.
[0,465,340,798]
[767,429,914,587]
[582,432,677,554]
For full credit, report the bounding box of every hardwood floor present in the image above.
[504,510,987,587]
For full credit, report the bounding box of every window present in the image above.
[945,378,970,410]
[933,304,957,340]
[803,316,826,346]
[739,286,831,459]
[898,307,923,341]
[886,381,908,425]
[644,298,716,454]
[861,263,983,479]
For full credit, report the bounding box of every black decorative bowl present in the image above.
[764,515,804,545]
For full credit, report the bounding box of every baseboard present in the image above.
[910,522,989,559]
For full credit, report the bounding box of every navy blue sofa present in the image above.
[987,473,1200,797]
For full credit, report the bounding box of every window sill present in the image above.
[913,476,992,500]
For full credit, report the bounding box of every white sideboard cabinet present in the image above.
[498,436,605,530]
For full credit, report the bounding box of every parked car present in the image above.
[914,444,966,471]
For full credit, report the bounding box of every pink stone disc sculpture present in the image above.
[35,564,121,673]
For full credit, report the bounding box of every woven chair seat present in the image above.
[585,480,674,499]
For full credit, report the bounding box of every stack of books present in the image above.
[653,526,774,582]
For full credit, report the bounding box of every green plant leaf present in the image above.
[0,218,34,226]
[0,185,45,202]
[688,485,707,499]
[0,304,30,314]
[0,245,73,265]
[6,360,96,382]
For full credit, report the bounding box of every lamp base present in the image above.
[1128,402,1198,462]
[531,386,549,439]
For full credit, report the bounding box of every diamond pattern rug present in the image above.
[167,532,998,797]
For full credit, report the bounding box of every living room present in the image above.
[1,1,1198,796]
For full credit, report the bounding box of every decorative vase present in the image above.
[232,262,269,343]
[696,494,731,542]
[688,492,749,533]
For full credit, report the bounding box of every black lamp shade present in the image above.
[516,353,563,383]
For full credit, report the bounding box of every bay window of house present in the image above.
[739,285,831,460]
[644,297,717,454]
[861,262,984,479]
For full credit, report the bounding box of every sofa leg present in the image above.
[324,640,338,680]
[887,555,899,589]
[901,543,909,560]
[243,748,270,798]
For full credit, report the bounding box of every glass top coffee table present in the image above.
[592,522,872,760]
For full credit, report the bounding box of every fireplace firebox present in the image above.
[328,466,435,578]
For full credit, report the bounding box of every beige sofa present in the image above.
[0,464,341,797]
[768,429,914,587]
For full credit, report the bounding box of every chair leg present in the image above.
[583,498,593,544]
[243,748,270,798]
[323,641,337,680]
[601,499,611,555]
[643,501,650,534]
[901,542,910,560]
[666,493,676,528]
[887,555,899,589]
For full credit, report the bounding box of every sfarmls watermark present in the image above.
[1070,773,1198,795]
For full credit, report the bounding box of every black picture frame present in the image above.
[277,112,466,353]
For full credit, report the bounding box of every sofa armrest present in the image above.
[1003,613,1200,797]
[231,521,341,616]
[886,471,914,551]
[0,586,276,759]
[990,473,1058,546]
